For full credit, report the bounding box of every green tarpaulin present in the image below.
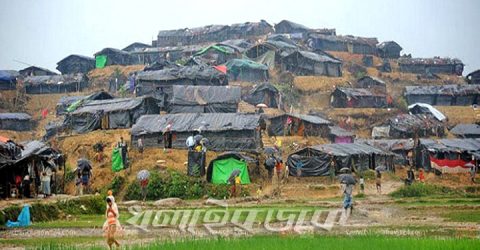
[96,55,107,69]
[66,99,83,113]
[194,45,233,56]
[211,158,250,184]
[111,148,124,172]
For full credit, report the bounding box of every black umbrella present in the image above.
[200,138,210,145]
[77,158,92,171]
[338,174,357,185]
[227,169,241,184]
[194,134,203,143]
[339,167,351,173]
[264,147,277,155]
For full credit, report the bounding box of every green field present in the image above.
[13,235,480,250]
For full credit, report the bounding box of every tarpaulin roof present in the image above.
[17,140,50,162]
[308,34,378,46]
[94,47,130,56]
[303,142,391,157]
[23,73,85,86]
[224,59,269,71]
[131,113,261,135]
[131,44,207,54]
[171,85,241,105]
[275,20,310,31]
[329,126,355,137]
[218,39,252,52]
[356,139,414,151]
[398,57,463,66]
[336,87,386,97]
[58,96,85,106]
[450,124,480,137]
[57,54,95,65]
[404,84,480,96]
[389,114,444,133]
[0,70,19,82]
[194,44,236,56]
[377,41,402,50]
[72,96,150,114]
[270,113,332,125]
[19,66,58,76]
[122,42,152,52]
[288,50,342,63]
[420,138,480,153]
[408,103,446,121]
[358,75,386,85]
[250,83,278,94]
[0,113,32,120]
[158,24,229,37]
[136,65,226,82]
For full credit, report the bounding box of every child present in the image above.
[359,176,365,194]
[104,198,120,249]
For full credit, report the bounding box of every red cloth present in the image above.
[214,65,227,74]
[41,109,48,119]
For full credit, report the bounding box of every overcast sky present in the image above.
[0,0,479,74]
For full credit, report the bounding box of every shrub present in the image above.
[104,175,125,195]
[390,183,458,198]
[57,195,104,215]
[124,182,142,201]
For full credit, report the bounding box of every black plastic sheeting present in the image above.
[287,143,394,176]
[287,148,332,177]
[187,151,206,176]
[23,74,89,94]
[267,113,331,137]
[169,85,241,113]
[244,83,279,108]
[66,97,159,133]
[0,113,32,131]
[131,113,262,151]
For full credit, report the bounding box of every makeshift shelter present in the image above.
[66,96,159,133]
[307,34,378,55]
[55,91,114,116]
[244,40,297,69]
[0,113,32,131]
[388,114,445,138]
[19,66,57,77]
[450,124,480,138]
[267,113,331,137]
[23,74,88,94]
[0,70,18,90]
[330,87,387,108]
[131,113,262,151]
[43,120,64,140]
[328,126,355,143]
[404,85,480,106]
[287,143,393,177]
[225,59,269,82]
[398,57,464,75]
[130,44,205,65]
[267,34,297,46]
[0,140,62,199]
[376,41,402,59]
[415,139,480,173]
[466,70,480,85]
[218,39,253,53]
[281,50,342,77]
[122,42,152,52]
[244,83,280,108]
[274,20,311,35]
[408,103,446,121]
[169,85,241,113]
[94,48,133,67]
[357,139,414,165]
[135,65,228,109]
[206,152,255,184]
[188,44,239,65]
[356,76,387,94]
[56,55,95,75]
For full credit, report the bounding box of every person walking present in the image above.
[470,164,477,183]
[137,137,144,154]
[375,170,382,194]
[359,176,365,194]
[104,198,120,249]
[329,157,336,184]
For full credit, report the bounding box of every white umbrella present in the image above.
[256,103,268,108]
[137,170,150,181]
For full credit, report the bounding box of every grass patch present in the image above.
[0,236,102,248]
[390,184,459,198]
[102,235,479,250]
[442,210,480,223]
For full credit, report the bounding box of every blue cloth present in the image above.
[343,194,352,209]
[6,205,31,228]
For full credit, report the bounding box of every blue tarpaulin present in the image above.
[6,205,31,228]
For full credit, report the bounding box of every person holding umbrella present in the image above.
[338,169,356,215]
[375,169,382,194]
[137,170,150,201]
